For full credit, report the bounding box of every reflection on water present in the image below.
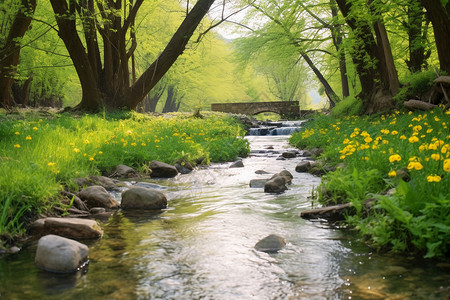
[1,135,449,299]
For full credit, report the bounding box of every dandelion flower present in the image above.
[431,153,441,161]
[14,132,20,135]
[389,154,402,163]
[388,170,397,177]
[13,144,20,148]
[409,136,419,143]
[407,162,423,170]
[73,148,80,153]
[48,162,56,167]
[26,136,31,140]
[443,159,450,172]
[427,175,441,182]
[33,127,38,130]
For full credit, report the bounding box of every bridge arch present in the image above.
[211,101,302,119]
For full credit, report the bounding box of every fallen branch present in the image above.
[404,99,437,111]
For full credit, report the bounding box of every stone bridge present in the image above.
[211,101,311,119]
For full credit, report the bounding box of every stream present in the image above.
[1,128,450,299]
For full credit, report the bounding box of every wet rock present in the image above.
[73,175,119,190]
[270,173,291,185]
[149,160,178,178]
[281,151,297,158]
[77,185,120,209]
[110,164,140,178]
[30,217,103,239]
[279,170,293,180]
[229,160,244,168]
[276,157,286,161]
[295,161,311,173]
[249,179,269,188]
[255,170,270,175]
[35,235,89,273]
[310,147,324,157]
[121,187,167,210]
[7,246,20,254]
[255,234,286,253]
[174,162,193,174]
[89,207,106,214]
[264,176,288,193]
[300,150,312,157]
[60,191,89,211]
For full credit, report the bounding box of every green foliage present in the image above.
[331,96,363,117]
[291,108,450,258]
[0,111,249,237]
[393,70,440,104]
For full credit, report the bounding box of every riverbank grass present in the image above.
[290,108,450,258]
[0,111,249,239]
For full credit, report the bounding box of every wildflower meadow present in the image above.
[290,107,450,258]
[0,111,249,239]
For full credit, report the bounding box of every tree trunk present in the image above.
[50,0,214,112]
[330,0,350,98]
[0,0,36,109]
[301,52,339,108]
[50,0,103,111]
[374,20,400,95]
[336,0,395,114]
[406,1,430,72]
[420,0,450,74]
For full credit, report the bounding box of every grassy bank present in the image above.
[0,110,249,241]
[290,108,450,258]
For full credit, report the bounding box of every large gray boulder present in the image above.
[264,176,288,193]
[149,160,178,178]
[121,187,167,209]
[281,151,297,158]
[35,235,89,273]
[255,234,286,253]
[295,161,312,173]
[110,164,140,178]
[77,185,119,209]
[30,217,103,239]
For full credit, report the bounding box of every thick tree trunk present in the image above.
[420,0,450,74]
[374,20,399,95]
[336,0,395,114]
[0,0,36,109]
[50,0,103,111]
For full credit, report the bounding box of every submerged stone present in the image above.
[35,235,89,273]
[255,234,286,253]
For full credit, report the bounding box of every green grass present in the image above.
[290,107,450,258]
[0,111,249,239]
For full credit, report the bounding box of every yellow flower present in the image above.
[141,142,146,146]
[388,170,397,177]
[400,135,407,140]
[443,159,450,172]
[364,137,373,143]
[98,151,103,154]
[391,131,398,135]
[14,131,20,135]
[409,136,419,143]
[431,153,441,161]
[426,128,433,133]
[427,175,441,182]
[73,148,80,153]
[389,154,402,163]
[14,144,20,148]
[33,127,38,130]
[26,136,31,140]
[131,142,137,147]
[48,162,56,167]
[340,155,346,160]
[89,157,94,161]
[84,139,90,144]
[407,162,423,170]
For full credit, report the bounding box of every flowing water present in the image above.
[1,133,450,299]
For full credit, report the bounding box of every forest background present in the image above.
[2,0,447,115]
